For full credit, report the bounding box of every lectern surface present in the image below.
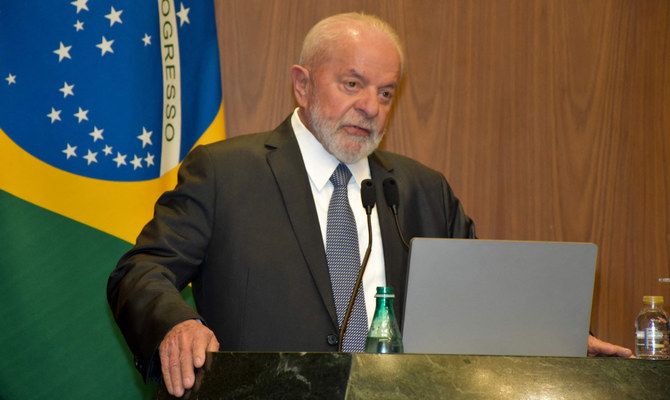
[154,352,670,399]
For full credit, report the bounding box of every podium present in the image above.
[154,352,670,399]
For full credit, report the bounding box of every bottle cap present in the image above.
[643,296,664,305]
[375,286,395,298]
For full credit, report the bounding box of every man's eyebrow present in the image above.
[344,69,367,82]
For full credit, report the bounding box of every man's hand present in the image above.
[587,334,634,358]
[159,320,220,397]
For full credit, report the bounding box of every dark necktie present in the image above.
[326,163,368,352]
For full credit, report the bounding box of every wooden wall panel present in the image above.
[215,0,670,350]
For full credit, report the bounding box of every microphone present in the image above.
[383,178,410,250]
[338,179,376,351]
[361,179,376,215]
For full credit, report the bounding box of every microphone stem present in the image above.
[393,208,410,250]
[338,213,373,352]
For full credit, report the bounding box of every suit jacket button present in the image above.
[327,334,338,346]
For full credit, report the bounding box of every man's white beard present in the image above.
[307,99,385,164]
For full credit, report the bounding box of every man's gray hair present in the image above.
[299,12,405,77]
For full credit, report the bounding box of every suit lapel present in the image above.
[369,152,410,329]
[262,120,410,332]
[264,118,339,329]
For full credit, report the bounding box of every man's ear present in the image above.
[291,65,310,107]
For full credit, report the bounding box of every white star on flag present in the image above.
[6,73,16,85]
[47,107,62,123]
[130,155,143,169]
[74,20,84,31]
[83,149,98,165]
[177,2,190,27]
[105,7,123,27]
[89,126,104,142]
[142,34,152,46]
[54,42,72,62]
[102,145,113,156]
[74,107,89,123]
[144,152,155,167]
[60,82,75,98]
[113,152,127,167]
[96,36,114,56]
[137,127,153,148]
[62,143,77,159]
[71,0,89,14]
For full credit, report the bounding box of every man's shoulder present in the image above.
[372,149,445,180]
[202,130,271,152]
[194,116,294,156]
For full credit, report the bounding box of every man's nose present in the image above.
[354,88,380,118]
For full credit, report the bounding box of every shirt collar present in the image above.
[291,108,371,190]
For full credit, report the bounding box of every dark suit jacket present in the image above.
[107,116,475,380]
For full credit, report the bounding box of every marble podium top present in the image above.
[154,352,670,399]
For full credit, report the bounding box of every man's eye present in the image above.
[346,81,357,88]
[380,90,394,101]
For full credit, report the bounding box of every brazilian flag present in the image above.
[0,1,224,398]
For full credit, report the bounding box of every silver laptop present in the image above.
[402,238,597,357]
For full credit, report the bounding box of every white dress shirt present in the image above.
[291,109,386,327]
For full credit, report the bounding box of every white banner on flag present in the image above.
[158,0,182,175]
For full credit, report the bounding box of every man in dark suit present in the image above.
[108,12,631,398]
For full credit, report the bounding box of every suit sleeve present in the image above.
[106,145,216,381]
[440,176,476,239]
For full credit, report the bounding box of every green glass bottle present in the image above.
[365,286,404,353]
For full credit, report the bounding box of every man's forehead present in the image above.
[317,27,395,67]
[322,40,401,85]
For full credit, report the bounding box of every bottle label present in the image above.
[636,329,666,348]
[636,330,665,340]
